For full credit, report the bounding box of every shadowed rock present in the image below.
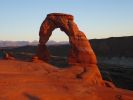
[3,52,15,60]
[23,93,40,100]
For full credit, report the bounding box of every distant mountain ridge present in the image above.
[0,40,38,47]
[90,36,133,57]
[0,40,69,47]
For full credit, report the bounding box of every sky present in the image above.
[0,0,133,41]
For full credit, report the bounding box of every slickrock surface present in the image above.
[0,60,133,100]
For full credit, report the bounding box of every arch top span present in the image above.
[47,13,74,20]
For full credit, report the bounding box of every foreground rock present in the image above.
[0,60,133,100]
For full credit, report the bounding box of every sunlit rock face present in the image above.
[36,13,104,86]
[37,13,97,65]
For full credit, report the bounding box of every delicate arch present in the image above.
[37,13,97,65]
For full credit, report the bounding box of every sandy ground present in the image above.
[0,60,133,100]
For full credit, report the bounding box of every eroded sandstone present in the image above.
[37,13,97,65]
[36,13,104,86]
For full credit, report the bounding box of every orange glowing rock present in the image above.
[37,13,97,65]
[0,60,132,100]
[36,13,104,86]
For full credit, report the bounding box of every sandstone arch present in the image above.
[35,13,105,86]
[37,13,97,65]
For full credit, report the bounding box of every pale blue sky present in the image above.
[0,0,133,41]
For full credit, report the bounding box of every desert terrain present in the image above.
[0,13,133,100]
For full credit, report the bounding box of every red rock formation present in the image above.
[36,13,104,86]
[37,13,97,65]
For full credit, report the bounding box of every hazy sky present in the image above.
[0,0,133,41]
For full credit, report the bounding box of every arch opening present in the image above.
[46,28,70,68]
[48,28,69,42]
